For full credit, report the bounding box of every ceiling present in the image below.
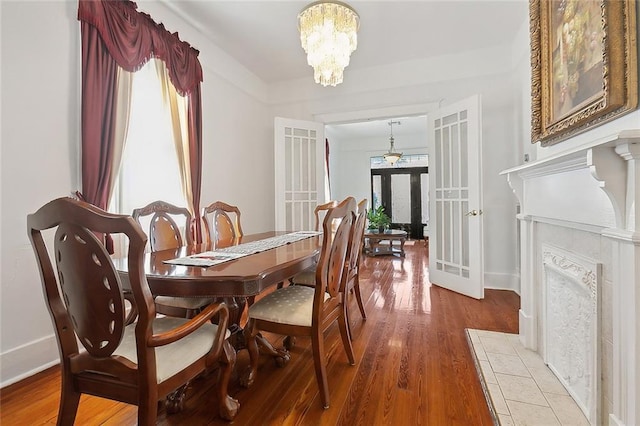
[327,116,429,140]
[158,1,528,139]
[161,0,528,85]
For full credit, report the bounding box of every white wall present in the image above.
[139,1,273,234]
[1,0,80,385]
[271,40,527,293]
[326,131,427,205]
[0,0,272,386]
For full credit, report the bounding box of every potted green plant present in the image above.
[367,206,391,233]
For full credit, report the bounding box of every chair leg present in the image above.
[240,319,259,388]
[353,275,367,320]
[218,340,240,420]
[137,389,158,426]
[311,328,330,409]
[57,371,80,426]
[338,306,356,365]
[345,292,354,342]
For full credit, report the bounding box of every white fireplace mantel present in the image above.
[501,129,640,426]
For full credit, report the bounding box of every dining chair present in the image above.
[289,200,338,286]
[132,200,214,318]
[242,197,357,409]
[27,197,239,424]
[286,199,367,346]
[201,201,243,247]
[344,199,369,332]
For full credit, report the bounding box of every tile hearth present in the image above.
[466,329,590,426]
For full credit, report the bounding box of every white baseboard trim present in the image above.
[519,309,536,350]
[484,271,520,294]
[1,334,59,388]
[609,414,624,426]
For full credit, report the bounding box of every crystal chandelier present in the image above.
[384,120,403,165]
[297,1,360,87]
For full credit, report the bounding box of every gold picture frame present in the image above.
[530,0,638,146]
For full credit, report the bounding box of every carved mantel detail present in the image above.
[542,249,598,311]
[543,244,601,424]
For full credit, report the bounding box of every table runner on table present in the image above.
[163,231,322,267]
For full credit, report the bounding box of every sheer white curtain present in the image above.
[109,59,188,254]
[154,59,194,218]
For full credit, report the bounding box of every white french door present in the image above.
[274,117,326,232]
[428,95,484,299]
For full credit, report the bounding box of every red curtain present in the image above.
[325,138,331,195]
[77,0,204,244]
[187,87,203,242]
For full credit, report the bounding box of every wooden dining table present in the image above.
[114,231,321,348]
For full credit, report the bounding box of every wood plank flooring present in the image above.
[0,241,520,425]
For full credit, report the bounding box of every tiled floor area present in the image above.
[466,329,590,426]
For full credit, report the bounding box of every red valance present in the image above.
[78,0,202,96]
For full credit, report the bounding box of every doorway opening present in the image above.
[370,154,428,240]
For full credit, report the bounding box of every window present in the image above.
[109,59,187,216]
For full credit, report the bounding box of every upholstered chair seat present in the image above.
[154,296,215,311]
[289,269,316,286]
[248,286,330,327]
[114,317,230,383]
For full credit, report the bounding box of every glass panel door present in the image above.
[275,117,325,231]
[428,95,483,299]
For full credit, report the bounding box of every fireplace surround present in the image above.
[502,130,640,426]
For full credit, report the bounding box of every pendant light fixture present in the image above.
[383,120,403,165]
[297,1,360,87]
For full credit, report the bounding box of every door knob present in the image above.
[465,209,482,216]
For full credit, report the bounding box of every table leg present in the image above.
[400,238,406,257]
[240,319,291,388]
[211,297,247,350]
[369,238,380,256]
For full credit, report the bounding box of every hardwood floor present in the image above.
[0,241,519,425]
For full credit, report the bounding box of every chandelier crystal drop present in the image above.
[298,1,360,87]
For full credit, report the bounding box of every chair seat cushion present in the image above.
[155,296,214,310]
[248,285,329,327]
[113,317,229,383]
[290,267,316,286]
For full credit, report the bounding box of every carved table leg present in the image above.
[165,384,188,414]
[240,320,291,388]
[256,333,291,367]
[219,297,247,350]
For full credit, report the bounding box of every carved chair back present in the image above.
[201,201,243,247]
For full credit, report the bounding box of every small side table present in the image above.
[364,229,407,257]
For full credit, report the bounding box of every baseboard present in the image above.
[518,309,536,350]
[609,414,624,426]
[1,334,59,388]
[483,271,520,294]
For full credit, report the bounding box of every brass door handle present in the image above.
[465,210,482,216]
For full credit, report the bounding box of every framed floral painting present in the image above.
[530,0,638,146]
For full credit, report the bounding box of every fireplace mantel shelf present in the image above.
[501,130,640,231]
[500,129,640,178]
